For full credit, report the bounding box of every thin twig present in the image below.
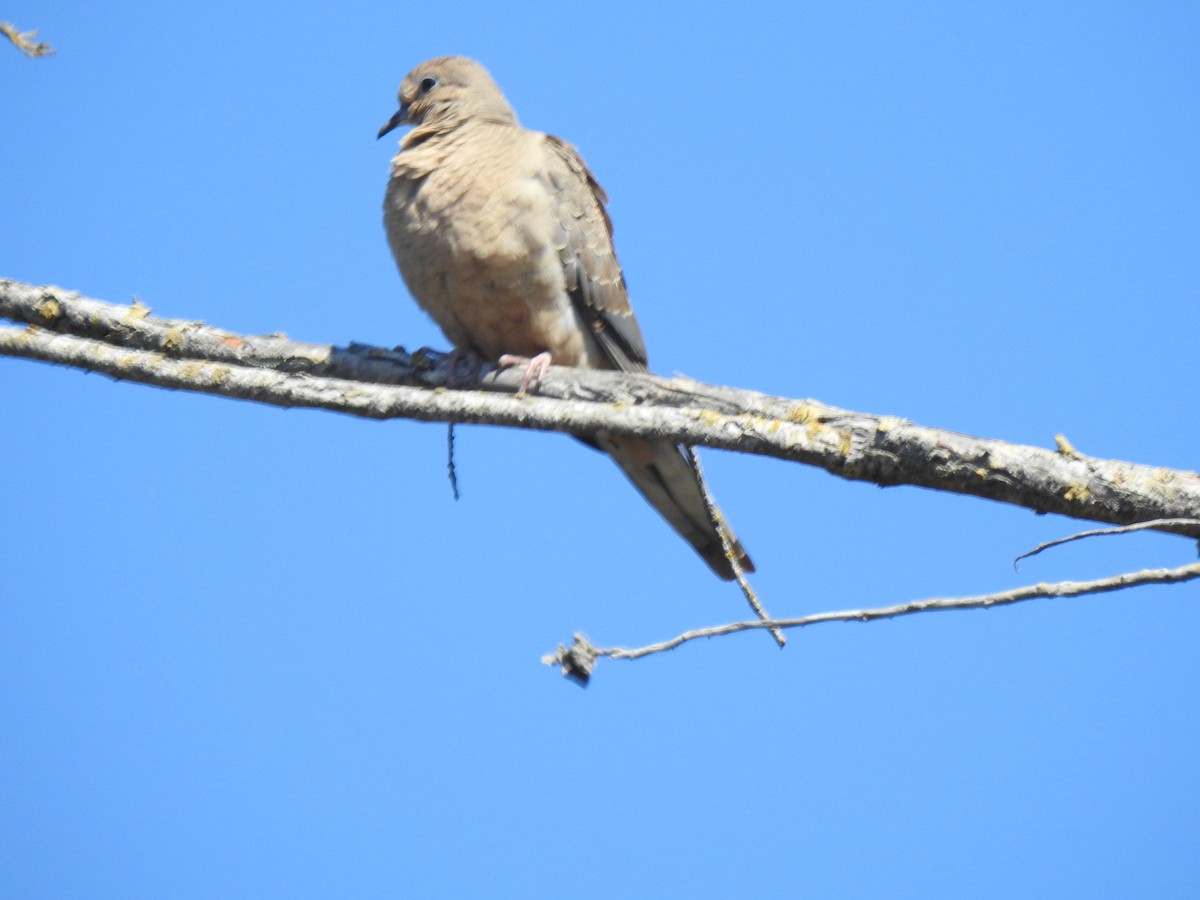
[1014,518,1200,570]
[686,446,785,647]
[544,562,1200,677]
[447,422,460,501]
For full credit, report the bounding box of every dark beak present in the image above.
[377,105,410,139]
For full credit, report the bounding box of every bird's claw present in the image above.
[499,351,553,395]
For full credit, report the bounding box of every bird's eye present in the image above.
[418,75,438,94]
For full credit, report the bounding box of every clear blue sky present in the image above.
[3,2,1199,897]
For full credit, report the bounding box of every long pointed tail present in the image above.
[598,437,753,580]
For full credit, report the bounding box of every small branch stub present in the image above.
[542,634,600,686]
[1,22,54,57]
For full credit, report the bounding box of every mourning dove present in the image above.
[379,56,753,580]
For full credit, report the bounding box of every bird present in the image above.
[379,56,753,580]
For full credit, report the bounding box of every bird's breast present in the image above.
[384,141,603,367]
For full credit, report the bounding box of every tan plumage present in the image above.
[380,56,753,579]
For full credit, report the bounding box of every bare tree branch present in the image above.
[544,562,1200,682]
[1014,518,1200,569]
[3,278,1199,540]
[6,278,1195,680]
[1,22,53,57]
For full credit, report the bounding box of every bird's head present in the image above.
[378,56,518,139]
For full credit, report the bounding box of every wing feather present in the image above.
[542,135,648,373]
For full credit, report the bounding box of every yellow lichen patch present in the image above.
[124,299,151,322]
[36,298,62,321]
[1154,468,1174,484]
[1055,434,1082,459]
[696,409,723,427]
[877,416,900,433]
[211,367,232,385]
[163,327,185,350]
[1064,482,1091,503]
[838,429,853,456]
[785,403,813,425]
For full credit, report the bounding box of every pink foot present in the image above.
[499,351,553,394]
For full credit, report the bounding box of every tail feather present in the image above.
[598,437,753,580]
